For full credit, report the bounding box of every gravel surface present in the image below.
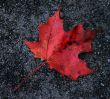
[0,0,110,99]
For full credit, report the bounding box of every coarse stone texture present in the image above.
[0,0,110,99]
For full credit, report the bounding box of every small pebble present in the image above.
[100,83,105,86]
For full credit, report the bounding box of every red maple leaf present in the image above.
[14,9,96,91]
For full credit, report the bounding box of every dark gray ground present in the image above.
[0,0,110,99]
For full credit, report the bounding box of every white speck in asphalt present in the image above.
[108,59,110,63]
[100,83,105,86]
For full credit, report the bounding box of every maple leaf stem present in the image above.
[13,61,46,92]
